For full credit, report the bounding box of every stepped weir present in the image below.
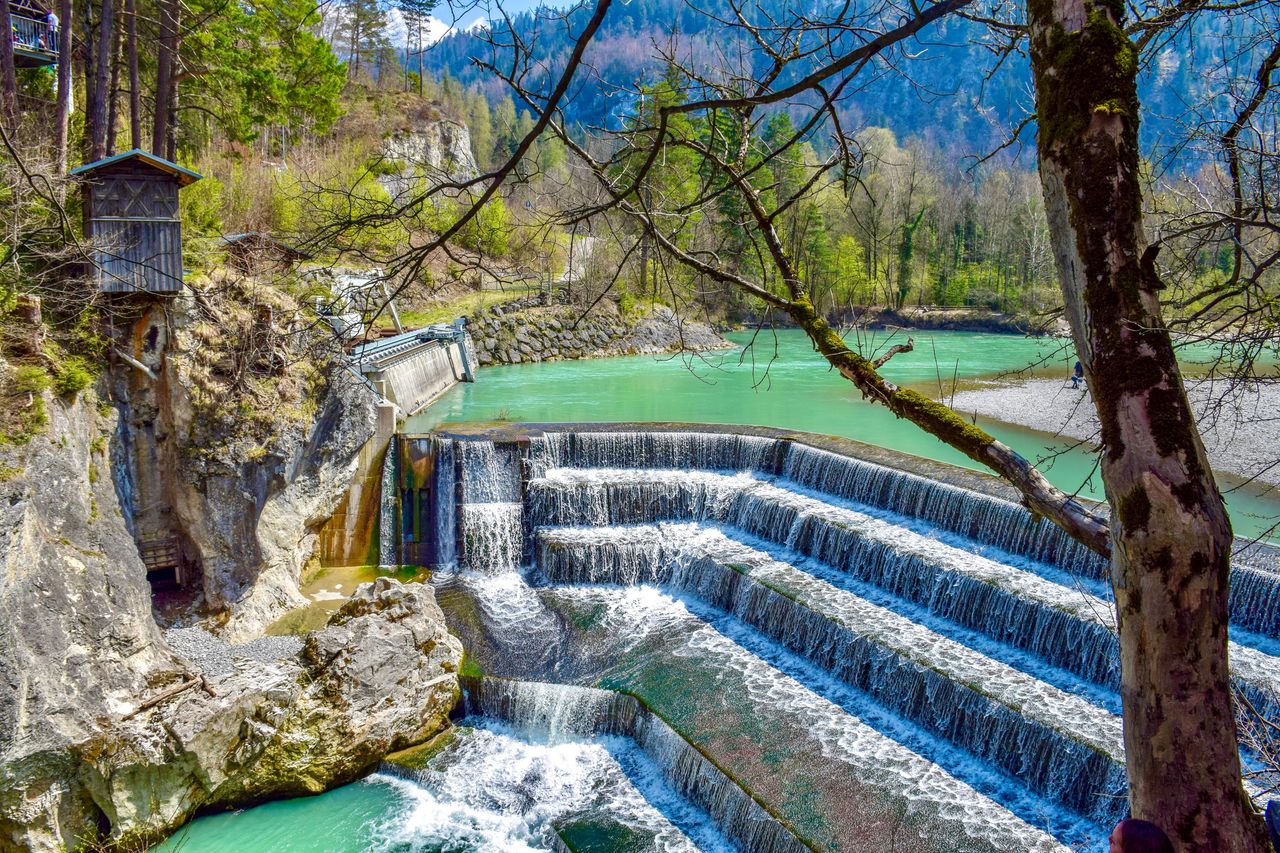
[383,424,1280,853]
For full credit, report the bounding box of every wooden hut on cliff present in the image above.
[69,149,202,295]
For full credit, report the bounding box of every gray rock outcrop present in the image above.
[0,389,189,852]
[81,577,460,847]
[167,362,379,640]
[381,119,480,199]
[109,294,381,640]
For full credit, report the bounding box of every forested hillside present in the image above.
[419,0,1263,164]
[1,0,1275,333]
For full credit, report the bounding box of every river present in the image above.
[404,329,1279,540]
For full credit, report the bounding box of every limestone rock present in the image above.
[381,119,480,196]
[0,390,190,851]
[167,353,379,640]
[79,578,460,848]
[0,378,459,852]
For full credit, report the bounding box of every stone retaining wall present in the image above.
[468,300,728,366]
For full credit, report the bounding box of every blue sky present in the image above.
[435,0,575,22]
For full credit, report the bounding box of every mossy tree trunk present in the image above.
[1027,1,1268,849]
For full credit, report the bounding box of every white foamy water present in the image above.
[538,467,1114,625]
[545,523,1124,760]
[460,502,524,574]
[368,726,715,853]
[547,583,1071,852]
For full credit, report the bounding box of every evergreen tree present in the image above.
[394,0,435,94]
[345,0,388,83]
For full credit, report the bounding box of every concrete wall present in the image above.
[371,337,472,416]
[316,403,396,567]
[320,335,473,567]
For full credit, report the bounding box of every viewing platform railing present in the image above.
[11,13,57,66]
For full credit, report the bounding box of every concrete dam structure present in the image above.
[377,424,1280,853]
[350,322,476,417]
[317,326,475,567]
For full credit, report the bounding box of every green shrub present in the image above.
[14,366,50,394]
[180,170,225,238]
[2,367,49,445]
[53,359,94,398]
[617,285,636,317]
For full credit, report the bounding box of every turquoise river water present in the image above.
[405,329,1279,540]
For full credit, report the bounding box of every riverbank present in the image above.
[468,298,729,366]
[950,378,1280,488]
[733,306,1066,336]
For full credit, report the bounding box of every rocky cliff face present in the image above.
[470,299,730,366]
[166,361,379,640]
[0,388,189,851]
[0,385,459,849]
[0,291,463,851]
[111,286,381,640]
[381,119,480,198]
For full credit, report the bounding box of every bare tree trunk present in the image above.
[1027,1,1269,850]
[0,0,17,129]
[164,67,177,160]
[152,0,176,155]
[126,0,139,148]
[91,0,114,160]
[55,0,73,172]
[350,14,361,81]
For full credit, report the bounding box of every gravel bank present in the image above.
[949,378,1280,488]
[165,627,304,677]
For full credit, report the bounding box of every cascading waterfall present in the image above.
[781,443,1109,580]
[528,471,1125,689]
[430,436,457,568]
[463,678,637,742]
[460,503,524,573]
[459,439,522,504]
[419,428,1280,852]
[463,677,812,853]
[378,435,399,569]
[536,526,1127,824]
[529,432,1280,640]
[1230,564,1280,638]
[533,431,784,477]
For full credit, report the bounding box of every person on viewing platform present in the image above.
[1109,819,1175,853]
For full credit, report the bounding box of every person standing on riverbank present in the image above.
[1071,360,1085,390]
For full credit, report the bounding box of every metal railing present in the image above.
[11,14,57,55]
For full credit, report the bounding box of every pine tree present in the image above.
[394,0,435,94]
[346,0,387,83]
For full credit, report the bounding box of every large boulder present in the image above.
[80,578,461,847]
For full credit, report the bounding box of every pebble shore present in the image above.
[950,378,1280,488]
[165,627,303,677]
